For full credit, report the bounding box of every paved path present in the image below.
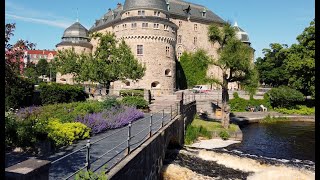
[6,110,178,180]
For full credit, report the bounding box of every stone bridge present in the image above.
[108,100,196,180]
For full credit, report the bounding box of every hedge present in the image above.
[121,96,148,109]
[39,83,88,105]
[267,86,304,108]
[119,89,144,97]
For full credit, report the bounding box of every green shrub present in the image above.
[119,89,144,97]
[5,111,18,148]
[267,86,304,108]
[275,105,315,115]
[47,119,90,147]
[229,97,269,112]
[219,130,230,140]
[5,77,34,111]
[75,167,107,180]
[121,96,148,109]
[101,96,120,110]
[185,125,211,145]
[233,92,239,99]
[39,83,88,105]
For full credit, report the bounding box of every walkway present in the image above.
[6,110,177,180]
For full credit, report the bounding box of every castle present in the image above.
[56,0,252,94]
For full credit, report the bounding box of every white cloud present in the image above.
[6,13,70,28]
[5,1,74,28]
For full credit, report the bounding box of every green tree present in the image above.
[88,32,145,92]
[24,62,39,83]
[285,20,315,97]
[255,43,290,87]
[55,32,145,93]
[37,58,50,79]
[180,49,211,88]
[5,23,35,110]
[207,23,258,128]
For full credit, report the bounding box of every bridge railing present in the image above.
[49,101,182,179]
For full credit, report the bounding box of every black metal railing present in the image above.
[49,101,187,179]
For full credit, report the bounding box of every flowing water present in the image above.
[162,121,315,179]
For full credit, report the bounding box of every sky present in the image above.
[5,0,315,59]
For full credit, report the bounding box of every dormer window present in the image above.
[138,10,145,16]
[202,8,207,17]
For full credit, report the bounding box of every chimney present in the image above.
[117,3,122,9]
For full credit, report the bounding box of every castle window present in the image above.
[153,23,159,29]
[137,45,143,55]
[142,23,148,28]
[164,25,169,31]
[151,81,161,88]
[178,52,182,61]
[166,46,170,56]
[179,21,182,27]
[178,35,182,44]
[194,37,197,45]
[165,69,172,76]
[154,11,160,16]
[131,23,137,29]
[194,24,198,31]
[138,10,145,16]
[123,24,127,29]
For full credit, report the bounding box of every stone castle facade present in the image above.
[56,0,253,94]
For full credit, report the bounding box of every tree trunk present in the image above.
[221,74,230,129]
[105,81,110,95]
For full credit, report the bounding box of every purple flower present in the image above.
[75,105,144,134]
[15,106,42,120]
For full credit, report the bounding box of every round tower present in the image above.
[56,21,93,84]
[233,21,251,46]
[111,0,178,95]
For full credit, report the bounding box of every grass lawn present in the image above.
[191,118,238,133]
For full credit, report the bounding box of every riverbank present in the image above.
[230,111,315,125]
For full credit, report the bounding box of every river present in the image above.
[162,121,315,179]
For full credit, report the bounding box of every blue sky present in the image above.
[5,0,314,59]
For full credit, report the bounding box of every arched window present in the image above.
[151,81,161,88]
[165,69,171,76]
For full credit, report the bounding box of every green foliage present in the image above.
[260,115,288,124]
[100,96,120,110]
[5,111,18,148]
[219,130,230,140]
[185,125,211,145]
[47,119,90,147]
[119,89,144,97]
[267,86,304,108]
[121,96,148,109]
[37,59,50,77]
[255,43,290,86]
[5,77,34,111]
[233,92,239,99]
[274,105,315,115]
[229,96,269,112]
[39,83,88,105]
[256,20,315,97]
[180,50,211,88]
[40,101,104,123]
[207,23,258,103]
[75,168,107,180]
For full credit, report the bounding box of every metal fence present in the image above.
[49,102,183,179]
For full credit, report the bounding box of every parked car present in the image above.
[192,85,209,93]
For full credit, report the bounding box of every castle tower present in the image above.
[56,21,92,84]
[91,0,177,95]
